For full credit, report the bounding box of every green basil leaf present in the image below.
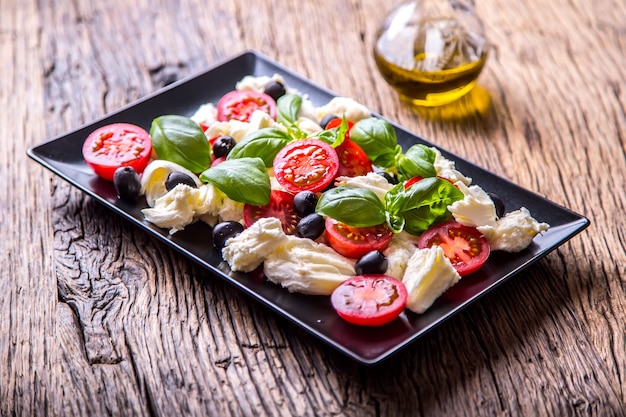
[199,157,270,206]
[312,129,336,145]
[386,212,406,233]
[316,186,387,227]
[150,115,211,173]
[396,144,437,181]
[277,93,302,126]
[349,117,402,169]
[385,177,464,234]
[313,115,348,147]
[227,128,293,167]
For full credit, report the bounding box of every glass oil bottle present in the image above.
[373,0,489,107]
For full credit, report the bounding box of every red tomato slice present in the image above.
[404,176,424,189]
[417,221,490,276]
[210,156,226,167]
[331,274,407,327]
[243,190,301,235]
[217,90,277,122]
[273,139,339,193]
[325,218,393,259]
[335,139,373,178]
[82,123,152,181]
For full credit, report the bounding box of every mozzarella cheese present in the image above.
[315,97,372,123]
[433,148,472,186]
[296,117,323,135]
[142,182,243,234]
[477,207,549,252]
[236,74,286,92]
[222,217,288,272]
[204,119,251,142]
[263,235,355,295]
[221,218,355,294]
[402,246,461,314]
[249,110,287,133]
[190,103,217,127]
[142,185,201,234]
[140,160,203,207]
[298,96,320,124]
[448,182,497,227]
[383,233,418,280]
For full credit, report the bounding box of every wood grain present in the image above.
[2,0,625,415]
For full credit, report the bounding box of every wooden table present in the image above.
[3,0,625,415]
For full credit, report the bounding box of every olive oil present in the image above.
[373,1,489,107]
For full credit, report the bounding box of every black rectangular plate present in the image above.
[28,50,589,364]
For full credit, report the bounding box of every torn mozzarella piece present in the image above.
[222,217,288,272]
[477,208,549,252]
[236,74,286,92]
[402,246,461,314]
[315,97,371,123]
[383,233,418,280]
[448,182,497,228]
[142,185,201,234]
[190,103,217,128]
[140,160,202,207]
[263,235,355,295]
[204,119,250,142]
[432,148,472,186]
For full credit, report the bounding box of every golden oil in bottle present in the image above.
[373,1,489,107]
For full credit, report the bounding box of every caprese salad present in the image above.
[81,74,549,327]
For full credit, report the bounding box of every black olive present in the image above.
[212,221,245,250]
[113,166,141,201]
[320,114,339,129]
[296,213,325,240]
[293,191,319,217]
[212,135,237,159]
[376,171,398,184]
[487,192,506,218]
[165,171,197,192]
[264,80,286,102]
[355,250,388,275]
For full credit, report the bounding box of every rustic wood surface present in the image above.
[2,0,625,415]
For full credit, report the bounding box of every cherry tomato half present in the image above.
[417,221,490,276]
[217,90,277,122]
[404,176,423,189]
[273,139,339,193]
[325,218,393,259]
[335,139,373,178]
[243,190,301,235]
[331,274,407,327]
[82,123,152,181]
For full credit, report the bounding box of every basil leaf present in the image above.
[199,158,270,206]
[277,94,302,126]
[384,177,464,234]
[396,144,437,181]
[313,116,348,147]
[227,128,292,167]
[350,117,402,169]
[150,115,211,173]
[312,129,336,145]
[386,212,406,234]
[316,186,387,227]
